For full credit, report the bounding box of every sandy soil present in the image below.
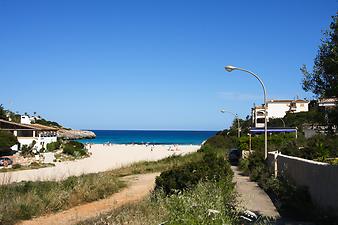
[0,144,199,184]
[18,172,160,225]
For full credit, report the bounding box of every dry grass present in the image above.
[0,152,200,225]
[80,181,238,225]
[0,173,125,225]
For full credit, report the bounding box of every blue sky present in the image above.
[0,0,336,130]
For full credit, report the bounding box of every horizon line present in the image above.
[79,129,219,132]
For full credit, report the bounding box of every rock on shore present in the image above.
[57,129,96,140]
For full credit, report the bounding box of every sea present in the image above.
[78,130,217,145]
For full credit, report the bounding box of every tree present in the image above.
[0,104,7,120]
[0,131,18,147]
[301,15,338,98]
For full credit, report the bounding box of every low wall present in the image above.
[267,152,338,214]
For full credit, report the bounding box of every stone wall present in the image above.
[267,152,338,214]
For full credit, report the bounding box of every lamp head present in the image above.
[224,65,237,72]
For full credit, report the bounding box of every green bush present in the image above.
[12,164,22,169]
[279,134,338,161]
[198,131,238,157]
[80,180,238,225]
[262,176,314,220]
[63,141,87,157]
[0,131,17,147]
[20,140,36,157]
[34,119,62,128]
[155,152,232,195]
[46,140,62,151]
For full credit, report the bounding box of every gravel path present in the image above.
[18,172,160,225]
[232,166,280,219]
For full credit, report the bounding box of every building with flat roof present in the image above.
[252,99,309,128]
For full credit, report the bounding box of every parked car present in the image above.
[228,149,242,165]
[0,157,13,167]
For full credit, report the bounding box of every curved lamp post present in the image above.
[224,65,268,159]
[279,118,286,128]
[220,109,241,138]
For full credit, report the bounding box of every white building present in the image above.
[252,99,309,128]
[318,98,338,109]
[0,119,58,151]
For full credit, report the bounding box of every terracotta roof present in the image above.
[253,106,265,109]
[292,99,309,103]
[0,119,58,131]
[267,99,309,103]
[268,99,293,103]
[28,123,58,131]
[318,98,338,103]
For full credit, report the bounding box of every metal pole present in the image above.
[280,118,286,128]
[237,117,240,138]
[234,68,268,159]
[249,133,252,152]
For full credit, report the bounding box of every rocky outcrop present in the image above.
[57,129,96,140]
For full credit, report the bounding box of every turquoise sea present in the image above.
[78,130,217,145]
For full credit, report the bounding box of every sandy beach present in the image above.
[0,144,200,184]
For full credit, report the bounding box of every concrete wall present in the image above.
[267,102,290,118]
[267,152,338,214]
[17,136,57,150]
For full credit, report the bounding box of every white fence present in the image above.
[267,152,338,214]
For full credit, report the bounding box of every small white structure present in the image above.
[20,115,36,124]
[252,99,309,128]
[0,119,58,151]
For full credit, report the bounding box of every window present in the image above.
[257,118,265,123]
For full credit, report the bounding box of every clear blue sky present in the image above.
[0,0,336,130]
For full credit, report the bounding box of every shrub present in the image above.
[198,131,238,158]
[279,134,338,161]
[12,164,22,169]
[155,152,232,195]
[46,140,62,152]
[34,119,62,128]
[63,141,87,157]
[0,131,17,147]
[262,176,315,220]
[80,181,238,225]
[20,140,36,157]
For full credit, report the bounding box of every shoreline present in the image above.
[0,144,200,184]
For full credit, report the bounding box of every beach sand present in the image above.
[0,144,200,184]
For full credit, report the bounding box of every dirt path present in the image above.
[18,173,160,225]
[232,166,280,219]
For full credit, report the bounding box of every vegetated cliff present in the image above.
[57,129,96,140]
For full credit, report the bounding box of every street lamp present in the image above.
[224,65,268,159]
[279,118,286,128]
[220,109,241,138]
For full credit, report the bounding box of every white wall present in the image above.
[294,102,309,113]
[20,116,31,124]
[37,136,57,149]
[267,102,290,118]
[17,137,36,147]
[267,152,338,215]
[17,136,57,151]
